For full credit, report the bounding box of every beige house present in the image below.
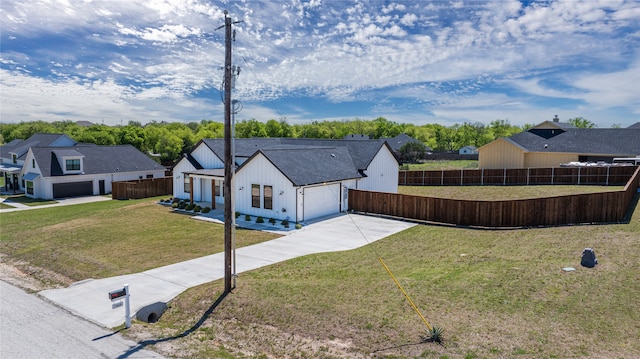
[478,119,640,169]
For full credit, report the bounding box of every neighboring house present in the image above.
[20,144,165,199]
[172,138,400,222]
[0,133,76,192]
[459,146,478,155]
[384,133,432,154]
[478,120,640,169]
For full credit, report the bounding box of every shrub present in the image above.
[202,207,211,213]
[235,211,240,218]
[244,214,251,221]
[193,205,202,212]
[256,216,264,223]
[178,202,187,209]
[269,218,276,225]
[172,198,180,204]
[171,202,179,209]
[281,219,289,228]
[295,223,302,229]
[186,204,195,211]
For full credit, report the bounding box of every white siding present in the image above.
[234,154,296,221]
[172,157,196,200]
[341,179,357,210]
[191,143,223,168]
[358,146,398,193]
[35,170,165,200]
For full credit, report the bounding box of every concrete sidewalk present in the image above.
[40,213,415,328]
[0,195,112,212]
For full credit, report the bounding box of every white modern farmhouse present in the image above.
[172,138,400,222]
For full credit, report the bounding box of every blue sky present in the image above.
[1,0,639,128]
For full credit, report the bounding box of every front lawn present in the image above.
[1,192,638,358]
[0,197,279,281]
[0,194,58,206]
[125,193,640,359]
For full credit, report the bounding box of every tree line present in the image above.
[0,117,595,163]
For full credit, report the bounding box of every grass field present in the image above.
[130,197,639,359]
[0,197,279,282]
[398,185,624,200]
[404,160,478,170]
[1,191,639,358]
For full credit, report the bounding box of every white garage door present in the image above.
[303,184,341,220]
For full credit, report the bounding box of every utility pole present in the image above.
[221,10,242,294]
[223,10,233,294]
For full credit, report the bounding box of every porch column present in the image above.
[189,176,194,203]
[211,180,216,209]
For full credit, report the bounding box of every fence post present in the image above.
[578,167,581,185]
[441,170,444,186]
[606,166,610,186]
[422,171,425,186]
[503,168,506,186]
[551,167,554,185]
[527,168,530,186]
[481,168,484,186]
[461,169,463,186]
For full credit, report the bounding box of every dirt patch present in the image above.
[125,316,371,359]
[0,253,72,292]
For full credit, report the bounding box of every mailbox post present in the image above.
[109,284,131,328]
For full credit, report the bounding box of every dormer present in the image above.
[53,149,85,175]
[528,115,575,139]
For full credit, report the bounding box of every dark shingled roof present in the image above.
[31,145,163,177]
[198,138,398,170]
[249,146,365,186]
[382,133,430,152]
[507,128,640,155]
[1,133,76,160]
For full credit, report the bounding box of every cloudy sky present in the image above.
[1,0,639,128]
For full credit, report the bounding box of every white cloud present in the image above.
[400,13,418,27]
[1,0,638,128]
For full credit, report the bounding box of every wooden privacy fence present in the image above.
[399,166,636,186]
[351,166,640,228]
[112,177,173,200]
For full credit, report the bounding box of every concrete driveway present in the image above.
[39,213,415,328]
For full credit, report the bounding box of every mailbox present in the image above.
[109,287,127,301]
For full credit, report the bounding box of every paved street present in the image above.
[0,281,164,359]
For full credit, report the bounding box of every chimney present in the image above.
[553,115,559,123]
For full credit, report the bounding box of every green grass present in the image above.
[134,195,640,358]
[0,194,58,206]
[399,185,624,200]
[2,192,639,358]
[404,160,478,170]
[0,197,279,281]
[0,202,14,209]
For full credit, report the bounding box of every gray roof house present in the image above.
[479,121,640,169]
[20,144,165,199]
[1,133,76,192]
[384,133,431,153]
[173,138,400,222]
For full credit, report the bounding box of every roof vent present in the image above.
[331,153,336,157]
